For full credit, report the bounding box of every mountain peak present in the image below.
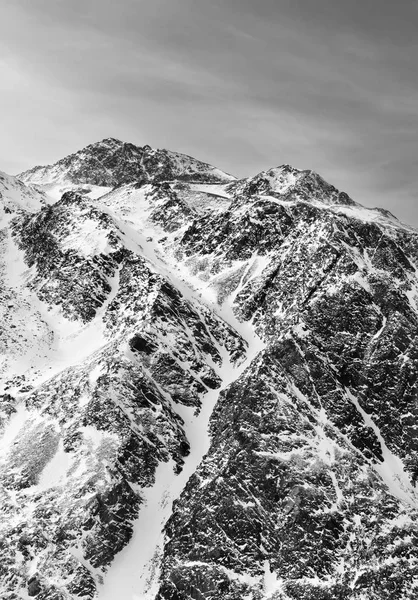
[98,136,123,144]
[85,136,124,151]
[17,139,235,189]
[227,163,356,207]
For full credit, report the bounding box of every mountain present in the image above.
[0,141,417,600]
[17,138,235,202]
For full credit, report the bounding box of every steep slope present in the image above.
[152,170,418,600]
[225,164,356,206]
[0,144,417,600]
[0,190,246,600]
[0,172,53,387]
[0,171,47,214]
[17,138,235,203]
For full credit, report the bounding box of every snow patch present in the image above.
[37,439,72,490]
[61,218,112,257]
[0,403,29,455]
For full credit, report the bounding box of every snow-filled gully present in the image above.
[98,288,265,599]
[346,389,417,509]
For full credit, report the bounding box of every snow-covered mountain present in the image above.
[0,140,417,600]
[18,138,235,202]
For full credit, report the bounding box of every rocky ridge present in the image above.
[18,138,234,194]
[0,139,416,599]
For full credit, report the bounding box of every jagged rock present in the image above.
[18,138,235,189]
[27,576,42,596]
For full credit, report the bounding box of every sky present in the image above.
[1,0,418,224]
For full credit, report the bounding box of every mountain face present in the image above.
[0,170,47,213]
[17,138,235,202]
[0,139,417,600]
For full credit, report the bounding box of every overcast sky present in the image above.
[1,0,418,223]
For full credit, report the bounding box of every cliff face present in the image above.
[156,180,418,600]
[0,142,416,600]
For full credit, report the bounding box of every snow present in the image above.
[164,150,235,183]
[405,284,418,312]
[60,218,112,257]
[263,560,280,595]
[98,184,157,236]
[82,425,114,450]
[98,260,265,599]
[99,330,263,598]
[1,171,271,600]
[346,389,417,507]
[327,202,415,233]
[0,216,121,391]
[188,182,232,199]
[263,166,302,194]
[0,226,61,384]
[0,403,29,455]
[181,182,233,213]
[31,267,121,385]
[89,363,104,385]
[97,459,174,600]
[3,144,418,597]
[350,271,372,293]
[0,170,46,213]
[37,439,71,491]
[372,315,387,340]
[40,182,112,203]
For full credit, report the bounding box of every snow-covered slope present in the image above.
[1,142,417,600]
[0,170,47,215]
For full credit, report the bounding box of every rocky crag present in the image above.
[0,139,416,600]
